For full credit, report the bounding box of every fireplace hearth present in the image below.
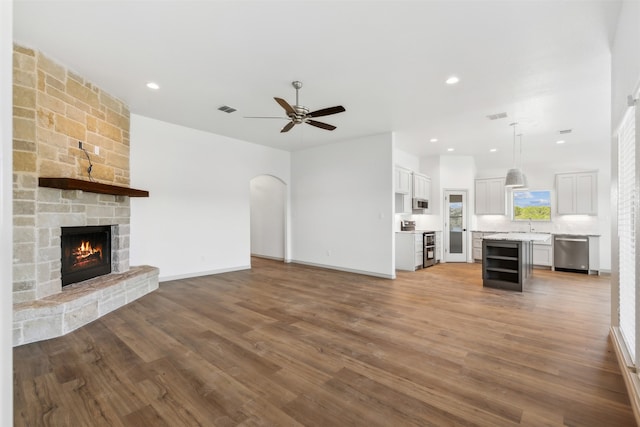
[61,225,112,286]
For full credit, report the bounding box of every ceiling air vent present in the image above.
[218,105,237,113]
[559,129,572,134]
[486,112,508,120]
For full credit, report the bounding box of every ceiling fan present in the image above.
[246,81,345,133]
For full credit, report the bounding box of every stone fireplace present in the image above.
[12,44,158,346]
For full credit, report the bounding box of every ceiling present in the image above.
[13,1,621,170]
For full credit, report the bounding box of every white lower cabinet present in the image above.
[589,236,600,274]
[472,232,484,262]
[533,242,553,267]
[435,231,442,262]
[396,232,423,271]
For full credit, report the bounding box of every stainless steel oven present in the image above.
[423,232,436,267]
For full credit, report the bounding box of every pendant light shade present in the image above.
[505,168,525,187]
[504,122,525,188]
[504,168,525,187]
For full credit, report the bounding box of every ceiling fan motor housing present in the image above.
[291,105,309,123]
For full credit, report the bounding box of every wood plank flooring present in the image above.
[14,259,635,426]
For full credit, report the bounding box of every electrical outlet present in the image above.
[94,146,100,155]
[78,141,83,149]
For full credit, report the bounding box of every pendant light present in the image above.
[518,133,529,189]
[505,122,525,187]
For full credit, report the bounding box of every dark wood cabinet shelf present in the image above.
[39,178,149,197]
[482,239,532,292]
[486,267,518,274]
[486,255,518,261]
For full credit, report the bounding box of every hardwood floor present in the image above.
[14,259,635,426]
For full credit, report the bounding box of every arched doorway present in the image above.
[250,175,287,261]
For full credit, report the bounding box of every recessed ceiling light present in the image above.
[447,148,455,152]
[490,148,497,152]
[556,140,566,144]
[445,76,460,85]
[430,138,438,143]
[146,82,160,90]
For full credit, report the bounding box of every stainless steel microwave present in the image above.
[412,198,428,210]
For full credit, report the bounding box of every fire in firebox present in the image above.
[71,240,103,268]
[61,225,111,286]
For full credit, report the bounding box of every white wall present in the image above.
[130,115,290,281]
[291,133,395,278]
[612,0,640,127]
[1,0,13,424]
[394,148,419,171]
[250,175,286,260]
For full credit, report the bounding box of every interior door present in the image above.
[444,190,468,262]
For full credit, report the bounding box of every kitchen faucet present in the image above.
[528,219,533,232]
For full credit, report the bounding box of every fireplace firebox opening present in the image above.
[61,225,112,286]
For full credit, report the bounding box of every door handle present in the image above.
[463,228,467,231]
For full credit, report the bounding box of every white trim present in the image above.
[291,260,396,280]
[0,0,13,424]
[611,327,640,425]
[159,265,251,282]
[251,254,285,262]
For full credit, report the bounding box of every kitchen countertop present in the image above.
[484,233,552,242]
[396,229,440,234]
[472,230,600,237]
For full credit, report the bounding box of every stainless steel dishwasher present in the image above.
[553,235,589,273]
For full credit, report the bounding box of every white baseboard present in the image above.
[159,265,251,282]
[251,254,284,262]
[610,327,640,425]
[290,259,396,279]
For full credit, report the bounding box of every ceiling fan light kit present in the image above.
[246,81,345,133]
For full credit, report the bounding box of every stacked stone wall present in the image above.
[13,44,131,303]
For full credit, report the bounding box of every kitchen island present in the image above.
[482,233,551,292]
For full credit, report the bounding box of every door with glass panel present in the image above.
[444,190,468,262]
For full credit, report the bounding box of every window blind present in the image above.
[618,105,636,362]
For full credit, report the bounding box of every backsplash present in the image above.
[474,214,600,235]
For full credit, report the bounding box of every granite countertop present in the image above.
[484,233,552,243]
[472,230,600,237]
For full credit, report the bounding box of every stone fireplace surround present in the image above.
[12,44,158,346]
[12,186,159,346]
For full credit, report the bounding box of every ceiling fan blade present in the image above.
[244,116,289,120]
[274,97,296,115]
[308,105,345,118]
[280,121,295,133]
[307,120,336,131]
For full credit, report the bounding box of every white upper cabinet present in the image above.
[556,171,598,215]
[412,172,430,200]
[412,172,431,214]
[475,177,506,215]
[394,166,412,194]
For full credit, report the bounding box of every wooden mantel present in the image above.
[38,177,149,197]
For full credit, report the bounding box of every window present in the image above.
[512,190,552,221]
[618,105,636,362]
